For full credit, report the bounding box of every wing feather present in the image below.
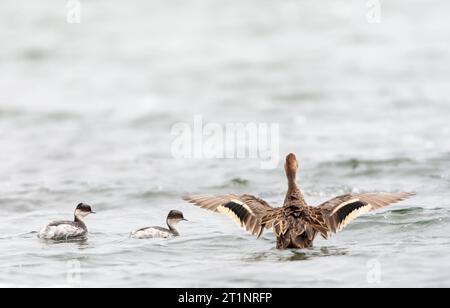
[183,194,273,237]
[318,192,414,233]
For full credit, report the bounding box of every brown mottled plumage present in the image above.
[183,153,414,249]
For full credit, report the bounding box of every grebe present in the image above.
[38,203,95,241]
[130,210,187,239]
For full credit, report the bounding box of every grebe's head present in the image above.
[75,203,95,218]
[167,210,187,225]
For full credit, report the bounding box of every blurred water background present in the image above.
[0,0,449,287]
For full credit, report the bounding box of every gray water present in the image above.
[1,0,449,288]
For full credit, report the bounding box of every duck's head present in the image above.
[74,203,96,218]
[167,210,188,226]
[285,153,299,179]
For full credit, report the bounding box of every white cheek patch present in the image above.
[75,210,90,218]
[167,218,182,226]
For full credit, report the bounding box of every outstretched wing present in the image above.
[318,192,414,233]
[183,194,273,238]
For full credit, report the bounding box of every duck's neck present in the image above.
[285,172,306,206]
[167,219,180,235]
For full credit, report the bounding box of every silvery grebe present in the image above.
[130,210,187,239]
[38,203,95,241]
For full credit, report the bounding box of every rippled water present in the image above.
[1,0,449,287]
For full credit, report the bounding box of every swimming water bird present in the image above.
[38,203,95,241]
[130,210,187,239]
[183,153,414,249]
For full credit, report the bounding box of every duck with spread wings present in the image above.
[183,153,414,249]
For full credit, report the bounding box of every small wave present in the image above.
[228,177,250,187]
[0,108,24,118]
[37,111,82,122]
[429,174,450,182]
[388,207,424,215]
[211,177,250,189]
[0,107,81,123]
[171,232,250,246]
[272,91,326,103]
[363,207,449,228]
[319,158,415,170]
[128,112,175,128]
[428,152,450,163]
[242,246,349,262]
[21,48,52,61]
[37,237,89,245]
[127,189,179,200]
[0,230,39,240]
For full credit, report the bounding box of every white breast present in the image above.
[130,228,172,239]
[38,224,86,240]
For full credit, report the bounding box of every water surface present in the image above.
[0,0,449,287]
